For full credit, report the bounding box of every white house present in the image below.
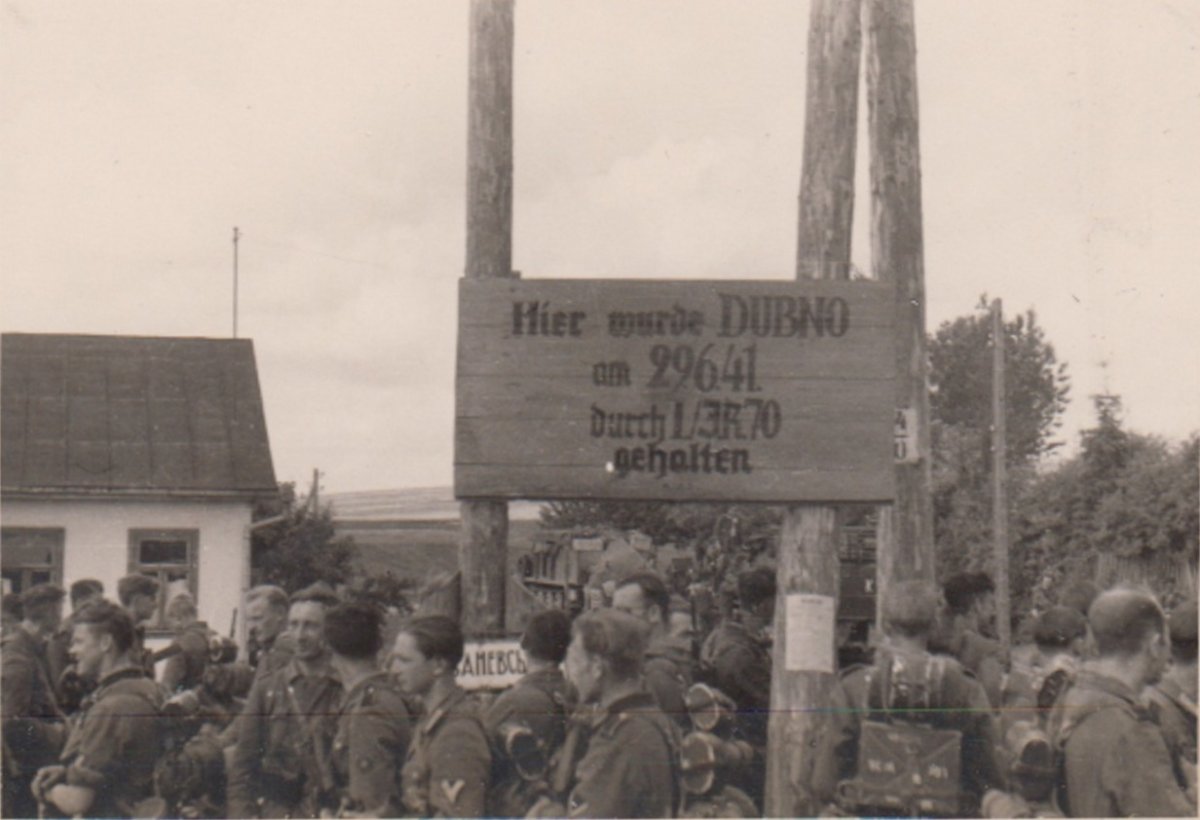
[1,333,277,643]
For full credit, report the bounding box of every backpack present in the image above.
[836,652,964,818]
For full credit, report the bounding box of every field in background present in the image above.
[339,518,543,582]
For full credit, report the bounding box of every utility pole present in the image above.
[460,0,514,637]
[232,226,240,338]
[766,0,861,814]
[991,298,1010,646]
[866,0,936,619]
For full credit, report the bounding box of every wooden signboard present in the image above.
[456,278,894,503]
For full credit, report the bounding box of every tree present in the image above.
[251,482,359,592]
[1010,399,1199,617]
[928,299,1070,574]
[929,299,1070,466]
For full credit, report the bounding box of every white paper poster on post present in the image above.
[785,593,835,673]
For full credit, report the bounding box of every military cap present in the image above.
[1168,597,1197,645]
[21,582,65,610]
[1033,606,1087,647]
[521,608,571,663]
[290,580,339,606]
[882,579,939,632]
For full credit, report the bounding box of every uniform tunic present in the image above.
[331,671,413,817]
[1050,668,1195,817]
[401,685,492,817]
[565,690,678,818]
[700,620,771,746]
[227,657,343,818]
[643,634,694,728]
[484,666,569,816]
[1,627,66,818]
[59,667,164,818]
[812,647,1003,814]
[161,621,214,693]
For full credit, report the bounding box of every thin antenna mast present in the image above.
[232,226,240,338]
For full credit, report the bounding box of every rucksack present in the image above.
[836,652,964,818]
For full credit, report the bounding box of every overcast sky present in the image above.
[2,1,1197,493]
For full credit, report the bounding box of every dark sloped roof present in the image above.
[2,333,276,496]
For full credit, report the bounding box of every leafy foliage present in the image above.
[928,300,1070,574]
[251,482,359,593]
[1009,399,1198,616]
[929,300,1070,465]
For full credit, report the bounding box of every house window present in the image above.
[128,529,198,631]
[1,527,65,594]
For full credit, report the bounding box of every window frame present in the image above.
[1,526,65,593]
[127,528,199,633]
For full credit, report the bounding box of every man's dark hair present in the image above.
[402,615,465,669]
[1033,606,1088,652]
[70,579,104,608]
[572,609,647,680]
[74,599,136,654]
[616,571,671,625]
[291,581,339,608]
[2,593,24,622]
[943,572,995,617]
[1088,587,1166,657]
[737,567,776,610]
[246,584,290,613]
[20,583,65,618]
[117,574,160,607]
[1168,597,1197,663]
[882,580,939,638]
[521,609,571,664]
[326,602,384,660]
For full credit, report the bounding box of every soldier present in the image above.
[485,608,572,816]
[531,608,679,818]
[46,578,103,710]
[613,571,694,727]
[117,573,161,679]
[698,566,774,805]
[227,582,343,818]
[32,600,164,818]
[392,615,492,818]
[326,601,413,818]
[160,592,215,693]
[244,584,294,681]
[2,583,67,819]
[1002,605,1087,721]
[939,571,1007,706]
[2,591,24,639]
[1146,596,1197,797]
[812,579,1005,817]
[1049,586,1195,817]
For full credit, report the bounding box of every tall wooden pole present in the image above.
[866,0,936,618]
[991,298,1011,646]
[461,0,514,637]
[766,1,860,815]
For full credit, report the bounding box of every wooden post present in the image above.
[766,1,860,815]
[991,298,1010,646]
[866,0,936,618]
[460,0,514,637]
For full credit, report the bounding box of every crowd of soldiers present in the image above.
[0,563,1195,818]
